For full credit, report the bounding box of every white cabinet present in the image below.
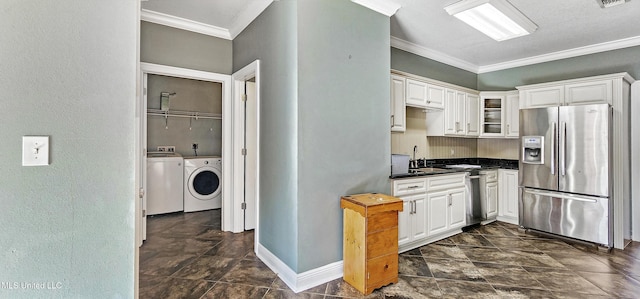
[406,78,428,108]
[466,94,480,136]
[393,178,427,248]
[520,86,563,108]
[390,75,406,132]
[519,77,614,109]
[392,173,466,252]
[426,84,446,109]
[504,91,519,138]
[425,173,467,236]
[406,79,445,109]
[497,169,519,225]
[479,91,518,138]
[427,187,466,235]
[443,89,459,135]
[443,90,479,137]
[481,170,498,220]
[397,193,427,247]
[480,92,505,137]
[565,80,612,106]
[486,181,498,220]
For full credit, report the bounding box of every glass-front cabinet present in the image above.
[480,92,505,137]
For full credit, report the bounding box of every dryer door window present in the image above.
[192,170,220,197]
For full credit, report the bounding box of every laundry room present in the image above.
[145,74,224,215]
[146,74,222,157]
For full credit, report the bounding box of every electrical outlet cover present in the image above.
[23,136,50,166]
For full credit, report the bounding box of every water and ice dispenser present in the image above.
[522,136,543,164]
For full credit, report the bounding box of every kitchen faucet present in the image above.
[412,145,418,168]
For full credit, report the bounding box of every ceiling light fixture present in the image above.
[596,0,630,8]
[444,0,538,42]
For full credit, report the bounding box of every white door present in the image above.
[427,190,449,236]
[448,188,466,230]
[136,73,149,245]
[397,198,411,246]
[244,80,257,230]
[411,195,427,241]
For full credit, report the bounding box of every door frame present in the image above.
[137,62,233,231]
[230,60,261,236]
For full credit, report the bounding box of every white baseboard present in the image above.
[256,242,343,293]
[496,216,519,226]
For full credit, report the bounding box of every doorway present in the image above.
[230,60,260,235]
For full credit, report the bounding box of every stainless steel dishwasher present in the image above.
[466,169,486,227]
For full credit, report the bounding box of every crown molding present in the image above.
[228,0,273,38]
[391,36,479,73]
[141,9,232,40]
[477,35,640,73]
[351,0,401,17]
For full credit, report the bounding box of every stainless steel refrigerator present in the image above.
[519,103,612,247]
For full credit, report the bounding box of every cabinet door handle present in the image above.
[506,124,510,133]
[407,185,420,189]
[448,194,452,206]
[427,100,431,104]
[391,115,394,128]
[411,200,416,214]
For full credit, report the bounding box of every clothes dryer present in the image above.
[147,152,184,215]
[183,156,222,212]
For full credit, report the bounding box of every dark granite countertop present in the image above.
[389,158,518,179]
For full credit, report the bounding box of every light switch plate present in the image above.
[22,136,49,166]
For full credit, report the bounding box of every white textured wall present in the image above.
[0,1,137,298]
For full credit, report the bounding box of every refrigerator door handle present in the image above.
[550,122,556,175]
[559,121,566,177]
[523,189,599,203]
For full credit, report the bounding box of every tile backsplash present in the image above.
[391,107,518,160]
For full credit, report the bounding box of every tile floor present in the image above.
[140,210,640,298]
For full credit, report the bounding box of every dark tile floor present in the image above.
[140,210,640,298]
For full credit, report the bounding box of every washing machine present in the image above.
[183,156,222,212]
[146,152,184,215]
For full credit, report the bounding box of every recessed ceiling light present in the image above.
[445,0,538,42]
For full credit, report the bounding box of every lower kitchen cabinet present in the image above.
[398,193,427,247]
[486,181,498,220]
[392,173,467,252]
[498,169,519,225]
[427,187,466,236]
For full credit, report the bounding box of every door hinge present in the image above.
[241,203,247,210]
[142,209,146,217]
[242,94,247,102]
[242,148,247,156]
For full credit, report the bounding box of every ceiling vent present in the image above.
[596,0,630,8]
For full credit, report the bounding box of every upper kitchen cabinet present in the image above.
[405,78,445,110]
[479,92,505,137]
[479,91,518,138]
[390,74,406,132]
[442,90,479,137]
[518,73,633,109]
[466,94,480,136]
[504,91,519,138]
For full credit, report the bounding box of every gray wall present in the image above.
[478,46,640,90]
[296,0,390,272]
[233,0,300,271]
[146,75,223,156]
[391,48,478,90]
[141,21,233,74]
[0,1,136,298]
[234,0,390,273]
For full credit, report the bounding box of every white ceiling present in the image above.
[141,0,640,73]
